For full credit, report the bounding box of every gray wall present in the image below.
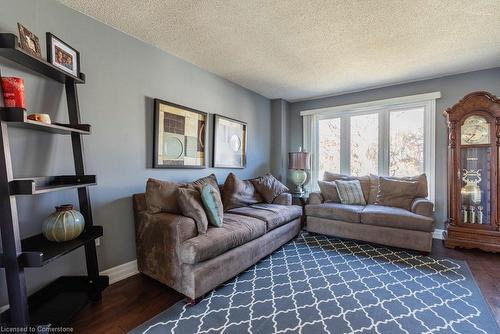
[288,67,500,229]
[0,0,270,304]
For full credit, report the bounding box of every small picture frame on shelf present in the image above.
[17,23,42,58]
[46,33,80,77]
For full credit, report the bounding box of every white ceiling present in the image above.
[58,0,500,101]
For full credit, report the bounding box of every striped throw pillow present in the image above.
[334,179,366,205]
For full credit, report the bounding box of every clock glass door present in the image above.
[459,115,492,226]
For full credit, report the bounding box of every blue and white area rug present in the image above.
[131,233,499,334]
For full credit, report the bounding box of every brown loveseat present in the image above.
[132,184,302,301]
[306,173,435,253]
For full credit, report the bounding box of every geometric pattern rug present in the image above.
[131,232,499,334]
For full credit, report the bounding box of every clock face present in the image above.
[461,116,490,145]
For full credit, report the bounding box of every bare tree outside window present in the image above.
[351,114,378,176]
[389,108,425,176]
[319,118,341,177]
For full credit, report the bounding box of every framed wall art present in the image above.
[46,33,80,77]
[213,114,247,168]
[153,99,207,168]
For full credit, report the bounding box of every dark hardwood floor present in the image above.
[70,239,500,333]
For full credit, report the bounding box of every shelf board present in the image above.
[18,226,103,267]
[0,275,108,326]
[0,33,85,84]
[10,175,96,195]
[0,107,91,135]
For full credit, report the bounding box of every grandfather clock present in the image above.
[443,91,500,252]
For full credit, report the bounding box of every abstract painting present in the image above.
[153,99,207,168]
[213,114,247,168]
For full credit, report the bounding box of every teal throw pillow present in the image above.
[200,184,224,227]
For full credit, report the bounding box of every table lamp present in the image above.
[288,148,310,194]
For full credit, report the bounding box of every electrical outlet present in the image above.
[95,238,101,247]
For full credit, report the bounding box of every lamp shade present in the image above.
[288,152,310,170]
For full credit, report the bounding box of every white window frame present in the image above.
[302,92,439,203]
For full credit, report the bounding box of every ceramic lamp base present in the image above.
[290,169,307,194]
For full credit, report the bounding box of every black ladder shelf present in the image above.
[0,33,108,327]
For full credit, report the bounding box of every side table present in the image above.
[291,192,309,229]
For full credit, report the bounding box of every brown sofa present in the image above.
[132,192,302,301]
[306,174,435,253]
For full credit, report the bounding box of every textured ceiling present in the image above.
[58,0,500,101]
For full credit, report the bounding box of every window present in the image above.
[304,92,438,201]
[319,118,341,176]
[350,113,378,176]
[389,108,424,176]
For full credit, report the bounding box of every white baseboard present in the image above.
[433,229,444,240]
[0,259,139,314]
[100,259,138,285]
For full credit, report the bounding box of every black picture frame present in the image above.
[153,99,208,169]
[46,32,80,78]
[212,114,247,168]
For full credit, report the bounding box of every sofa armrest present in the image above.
[307,192,324,204]
[135,211,197,289]
[272,192,292,205]
[411,198,433,217]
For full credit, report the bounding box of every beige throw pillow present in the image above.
[376,177,418,210]
[177,187,208,234]
[323,171,370,203]
[317,180,340,203]
[222,173,263,211]
[145,178,183,214]
[251,173,289,203]
[334,179,366,205]
[369,173,428,204]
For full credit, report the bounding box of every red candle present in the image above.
[1,77,26,108]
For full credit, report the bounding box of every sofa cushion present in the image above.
[177,186,208,234]
[361,205,434,232]
[376,177,418,210]
[222,173,263,211]
[228,204,302,231]
[192,174,221,198]
[145,178,184,214]
[323,172,370,203]
[251,173,289,203]
[180,213,266,264]
[317,180,340,203]
[369,174,428,204]
[305,203,364,223]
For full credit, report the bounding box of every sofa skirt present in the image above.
[307,216,432,252]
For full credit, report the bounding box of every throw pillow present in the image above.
[334,179,366,205]
[145,178,183,214]
[251,173,290,203]
[368,174,379,204]
[192,174,221,197]
[323,171,370,203]
[222,173,263,211]
[368,173,428,204]
[317,180,340,202]
[200,184,224,227]
[177,187,208,234]
[376,177,418,210]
